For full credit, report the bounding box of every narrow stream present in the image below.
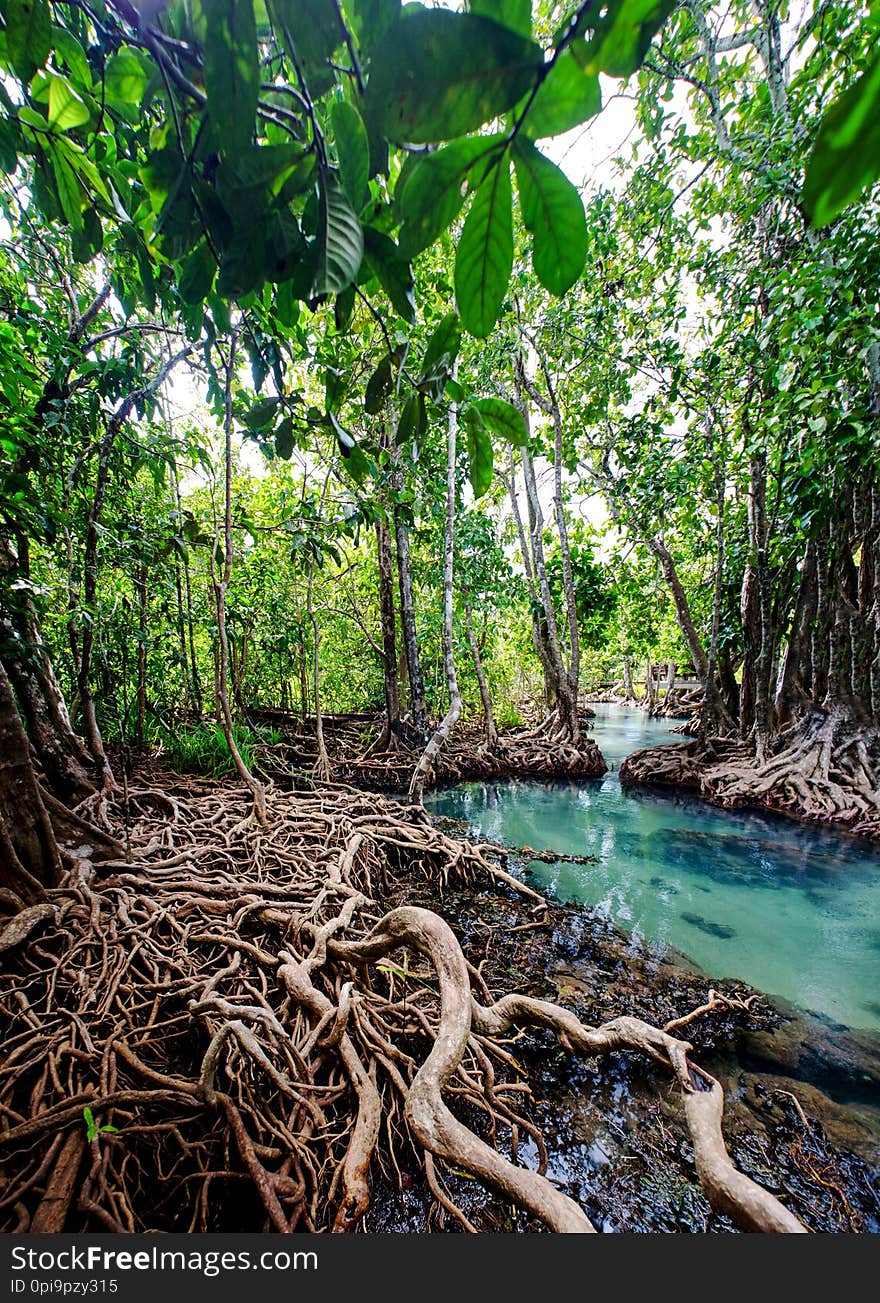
[427,705,880,1034]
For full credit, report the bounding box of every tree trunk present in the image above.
[0,602,95,800]
[211,334,266,824]
[506,448,555,704]
[410,390,462,802]
[465,600,498,750]
[172,460,203,715]
[393,477,428,737]
[307,564,331,782]
[0,658,62,903]
[375,518,401,749]
[520,444,579,739]
[136,563,147,747]
[622,655,635,703]
[645,656,656,708]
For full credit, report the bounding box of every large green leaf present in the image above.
[397,135,504,258]
[365,356,394,414]
[471,396,527,445]
[462,409,494,497]
[311,174,364,296]
[47,75,90,131]
[802,51,880,226]
[331,100,370,211]
[50,26,91,90]
[4,0,51,82]
[366,10,542,144]
[469,0,531,39]
[421,312,462,380]
[572,0,677,79]
[363,227,415,322]
[454,160,513,339]
[522,50,600,138]
[46,140,83,229]
[203,0,259,155]
[513,138,587,295]
[104,50,151,104]
[178,241,217,304]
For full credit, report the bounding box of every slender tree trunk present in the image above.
[774,542,817,726]
[410,390,462,802]
[506,448,555,704]
[541,354,581,712]
[172,460,202,714]
[645,656,656,708]
[211,333,266,824]
[298,635,309,722]
[520,445,579,739]
[392,460,428,737]
[465,599,498,750]
[375,517,401,748]
[622,655,635,703]
[0,658,62,903]
[306,564,331,782]
[136,563,147,747]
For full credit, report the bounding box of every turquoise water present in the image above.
[427,705,880,1034]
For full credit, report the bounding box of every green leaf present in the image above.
[311,174,364,296]
[522,50,600,138]
[454,159,513,338]
[396,135,504,258]
[47,75,90,131]
[274,416,295,459]
[471,396,527,445]
[331,100,370,211]
[802,52,880,226]
[71,206,103,263]
[469,0,532,39]
[395,390,421,446]
[204,0,259,154]
[244,397,280,429]
[463,408,494,497]
[363,227,415,322]
[4,0,51,82]
[572,0,677,79]
[335,284,356,331]
[50,26,91,90]
[179,242,217,304]
[513,138,587,295]
[47,141,83,228]
[366,10,542,144]
[104,50,151,105]
[365,355,394,413]
[421,312,462,380]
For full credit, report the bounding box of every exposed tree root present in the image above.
[241,711,607,793]
[0,776,805,1234]
[620,702,880,841]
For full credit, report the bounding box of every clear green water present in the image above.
[427,705,880,1034]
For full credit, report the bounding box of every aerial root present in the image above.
[620,705,880,841]
[0,778,806,1233]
